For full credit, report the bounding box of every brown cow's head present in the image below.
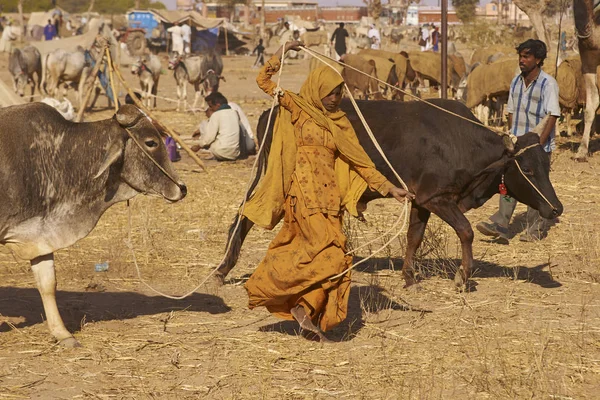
[503,129,562,220]
[95,105,187,202]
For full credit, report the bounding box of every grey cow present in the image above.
[0,103,187,347]
[168,50,224,111]
[9,46,42,101]
[43,47,91,108]
[131,54,162,109]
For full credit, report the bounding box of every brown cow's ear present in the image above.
[115,104,145,128]
[94,140,123,179]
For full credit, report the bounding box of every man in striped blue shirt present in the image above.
[477,39,561,244]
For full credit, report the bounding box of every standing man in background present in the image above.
[44,19,56,41]
[181,22,192,54]
[330,22,349,61]
[368,24,381,49]
[476,39,560,243]
[168,22,184,55]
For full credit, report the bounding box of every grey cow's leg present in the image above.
[31,254,81,347]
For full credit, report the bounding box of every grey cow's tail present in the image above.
[215,107,276,279]
[40,53,50,95]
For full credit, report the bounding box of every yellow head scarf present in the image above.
[243,66,379,229]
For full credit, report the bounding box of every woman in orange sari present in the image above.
[243,41,414,341]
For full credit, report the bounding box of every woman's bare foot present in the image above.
[290,305,332,343]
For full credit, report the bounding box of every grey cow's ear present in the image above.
[94,141,123,179]
[115,104,145,128]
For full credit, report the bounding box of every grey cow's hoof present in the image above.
[59,337,82,348]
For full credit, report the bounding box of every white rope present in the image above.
[299,46,412,280]
[120,43,289,300]
[301,46,519,144]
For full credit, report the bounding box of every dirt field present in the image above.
[1,42,599,399]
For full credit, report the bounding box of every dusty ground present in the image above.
[1,41,599,399]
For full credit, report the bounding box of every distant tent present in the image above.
[193,27,219,53]
[130,9,226,51]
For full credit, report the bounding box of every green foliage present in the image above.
[1,0,166,14]
[452,0,478,23]
[2,0,53,13]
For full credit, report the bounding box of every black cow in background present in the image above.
[216,99,563,290]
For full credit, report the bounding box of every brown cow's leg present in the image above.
[426,199,474,291]
[31,254,81,347]
[402,205,430,288]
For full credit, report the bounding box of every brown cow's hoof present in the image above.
[212,272,226,286]
[59,337,82,348]
[403,278,418,289]
[572,155,588,163]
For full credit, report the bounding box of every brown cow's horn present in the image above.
[530,114,551,137]
[502,135,515,153]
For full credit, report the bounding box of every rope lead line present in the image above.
[120,43,289,300]
[300,45,518,144]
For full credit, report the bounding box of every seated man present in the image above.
[228,101,257,155]
[192,92,242,161]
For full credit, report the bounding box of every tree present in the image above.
[512,0,569,46]
[215,0,246,22]
[363,0,383,21]
[452,0,478,23]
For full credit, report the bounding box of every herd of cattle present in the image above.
[8,44,224,112]
[309,44,588,137]
[9,39,588,134]
[0,39,576,347]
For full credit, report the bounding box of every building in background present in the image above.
[176,0,194,11]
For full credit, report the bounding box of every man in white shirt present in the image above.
[420,24,430,51]
[180,23,192,54]
[167,22,184,55]
[229,101,257,152]
[192,92,243,161]
[367,24,381,50]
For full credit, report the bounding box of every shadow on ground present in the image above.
[0,288,231,333]
[258,285,429,342]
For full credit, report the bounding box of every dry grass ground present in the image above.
[0,42,599,399]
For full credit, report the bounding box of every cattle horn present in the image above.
[530,114,551,137]
[502,134,515,153]
[115,104,145,128]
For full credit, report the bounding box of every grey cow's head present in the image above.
[168,51,183,70]
[96,105,187,202]
[503,132,562,220]
[14,72,29,97]
[130,56,148,75]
